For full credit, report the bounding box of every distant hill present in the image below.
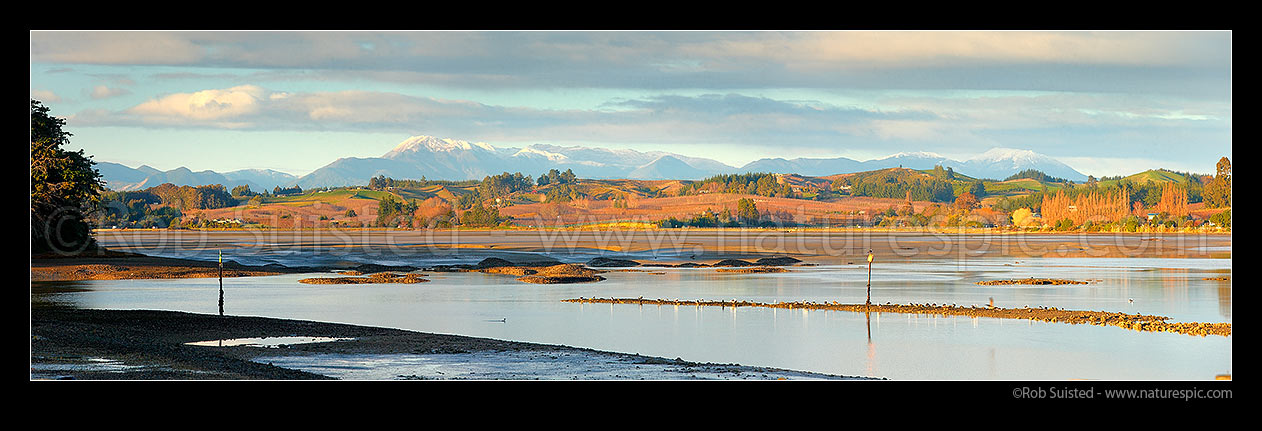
[740,148,1087,182]
[96,162,153,188]
[740,156,866,176]
[98,163,298,192]
[224,169,302,191]
[628,155,711,180]
[98,134,1097,190]
[1118,169,1196,184]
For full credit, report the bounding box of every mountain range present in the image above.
[97,135,1089,191]
[98,162,298,192]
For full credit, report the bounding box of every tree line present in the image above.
[657,198,775,227]
[368,175,479,190]
[95,183,238,228]
[678,173,797,198]
[840,169,957,203]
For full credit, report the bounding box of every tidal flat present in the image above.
[32,229,1231,380]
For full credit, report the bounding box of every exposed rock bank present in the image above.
[298,272,429,284]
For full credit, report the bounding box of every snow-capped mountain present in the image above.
[290,136,738,187]
[959,148,1087,181]
[98,135,1089,190]
[383,135,500,157]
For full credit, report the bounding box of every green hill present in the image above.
[1119,169,1192,184]
[986,178,1071,196]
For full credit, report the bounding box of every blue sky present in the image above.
[29,30,1231,177]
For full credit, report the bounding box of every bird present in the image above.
[1128,298,1134,305]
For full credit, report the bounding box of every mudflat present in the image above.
[31,229,1231,380]
[30,250,302,282]
[30,304,864,380]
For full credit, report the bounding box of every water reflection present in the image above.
[1218,285,1232,319]
[35,257,1232,380]
[865,311,876,377]
[186,336,352,348]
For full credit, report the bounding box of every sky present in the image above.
[29,30,1232,177]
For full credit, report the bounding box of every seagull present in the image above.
[1128,298,1134,305]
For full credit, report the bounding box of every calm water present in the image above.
[36,244,1232,380]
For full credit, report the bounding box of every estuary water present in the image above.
[37,229,1232,380]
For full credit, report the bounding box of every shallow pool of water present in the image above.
[185,336,353,348]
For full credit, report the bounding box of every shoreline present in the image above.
[30,250,875,380]
[31,238,1231,380]
[30,250,418,282]
[93,226,1233,234]
[30,304,871,380]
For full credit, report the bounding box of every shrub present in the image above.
[1054,218,1075,231]
[1209,209,1231,228]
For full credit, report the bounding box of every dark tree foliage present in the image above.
[537,169,577,186]
[230,184,254,197]
[478,172,532,200]
[968,181,986,198]
[95,190,177,228]
[460,203,503,227]
[452,172,534,209]
[992,192,1047,213]
[376,195,418,227]
[148,183,236,210]
[272,185,303,196]
[31,100,104,254]
[368,175,394,190]
[847,170,955,203]
[1204,157,1231,208]
[95,182,236,228]
[679,173,796,198]
[373,175,478,188]
[736,198,759,225]
[1209,209,1231,227]
[544,183,586,203]
[456,191,482,209]
[1004,169,1069,183]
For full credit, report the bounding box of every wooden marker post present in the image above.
[866,249,874,306]
[218,249,224,316]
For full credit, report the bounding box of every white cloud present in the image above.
[127,85,267,122]
[772,31,1228,68]
[30,31,1230,95]
[30,31,204,65]
[31,89,61,103]
[90,85,131,99]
